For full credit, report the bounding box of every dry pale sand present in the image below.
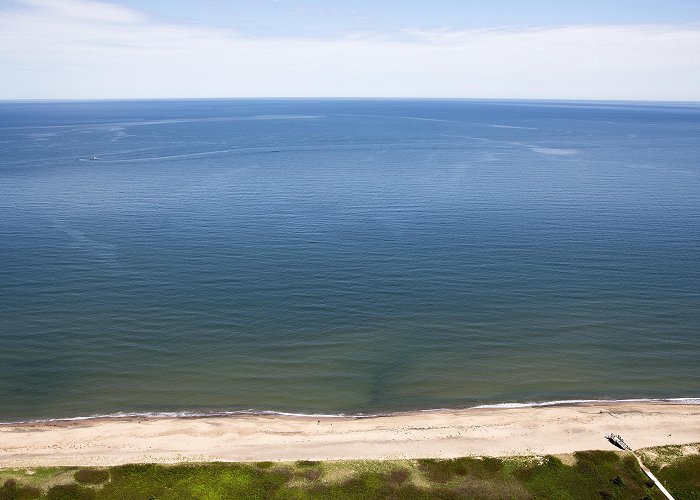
[0,402,698,467]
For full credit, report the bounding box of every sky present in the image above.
[0,0,699,100]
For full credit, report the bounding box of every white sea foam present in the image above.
[487,124,540,130]
[0,410,363,425]
[528,146,578,156]
[3,398,698,425]
[473,398,700,409]
[401,116,539,130]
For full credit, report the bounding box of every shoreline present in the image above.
[2,397,698,426]
[1,402,699,467]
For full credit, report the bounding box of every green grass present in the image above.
[73,469,109,485]
[0,479,42,500]
[653,455,700,499]
[1,446,698,499]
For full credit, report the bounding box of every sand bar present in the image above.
[1,402,698,467]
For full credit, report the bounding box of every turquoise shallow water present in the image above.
[0,99,699,422]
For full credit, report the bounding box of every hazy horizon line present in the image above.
[2,97,699,104]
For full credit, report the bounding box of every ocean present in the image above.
[0,99,698,422]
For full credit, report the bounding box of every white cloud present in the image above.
[1,0,699,100]
[21,0,145,23]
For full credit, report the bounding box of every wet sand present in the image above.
[1,402,698,467]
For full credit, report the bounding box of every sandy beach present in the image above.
[0,402,698,467]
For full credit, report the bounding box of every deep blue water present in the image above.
[0,99,698,421]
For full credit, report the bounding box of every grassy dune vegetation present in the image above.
[1,445,698,499]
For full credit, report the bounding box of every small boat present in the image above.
[88,155,98,160]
